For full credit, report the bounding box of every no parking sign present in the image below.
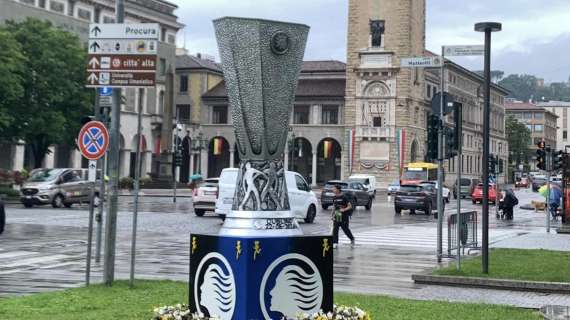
[78,121,109,161]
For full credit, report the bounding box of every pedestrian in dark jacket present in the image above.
[331,185,355,248]
[501,189,518,220]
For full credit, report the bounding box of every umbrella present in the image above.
[190,174,203,181]
[538,185,548,198]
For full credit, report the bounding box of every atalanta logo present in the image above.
[194,253,236,320]
[260,253,323,319]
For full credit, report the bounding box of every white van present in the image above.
[348,174,377,198]
[215,168,318,223]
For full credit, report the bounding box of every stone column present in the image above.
[200,149,208,176]
[340,150,345,180]
[69,149,83,169]
[283,145,289,171]
[229,148,235,168]
[120,149,131,177]
[42,145,56,168]
[189,151,195,176]
[11,142,25,171]
[143,151,152,177]
[311,149,318,187]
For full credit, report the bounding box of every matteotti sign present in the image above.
[85,23,159,88]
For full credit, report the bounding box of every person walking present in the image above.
[501,188,518,220]
[549,183,562,221]
[331,184,355,248]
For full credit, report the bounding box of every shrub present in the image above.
[0,187,20,197]
[140,176,152,187]
[119,177,134,190]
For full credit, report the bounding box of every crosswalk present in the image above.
[338,224,523,251]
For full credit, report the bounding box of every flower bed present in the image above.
[152,304,370,320]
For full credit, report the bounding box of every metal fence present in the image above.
[446,210,479,257]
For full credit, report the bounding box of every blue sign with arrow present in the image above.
[98,87,112,96]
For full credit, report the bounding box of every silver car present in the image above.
[20,168,101,208]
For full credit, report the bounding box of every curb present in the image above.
[412,274,570,294]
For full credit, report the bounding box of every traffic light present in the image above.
[553,151,562,171]
[444,126,457,159]
[488,154,496,174]
[536,141,546,171]
[426,114,439,161]
[174,151,183,167]
[498,157,504,174]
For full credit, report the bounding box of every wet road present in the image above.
[1,187,569,307]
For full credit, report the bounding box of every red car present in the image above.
[471,184,497,204]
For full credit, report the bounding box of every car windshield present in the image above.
[325,182,347,189]
[389,180,400,186]
[459,178,471,186]
[27,169,65,182]
[402,170,426,180]
[400,185,422,192]
[202,182,218,188]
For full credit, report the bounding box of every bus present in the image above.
[401,162,438,185]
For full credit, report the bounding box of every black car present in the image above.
[0,199,5,234]
[531,177,547,192]
[320,180,373,211]
[394,183,439,215]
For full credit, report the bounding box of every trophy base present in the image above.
[220,210,302,237]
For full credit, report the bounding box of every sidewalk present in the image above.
[492,232,570,251]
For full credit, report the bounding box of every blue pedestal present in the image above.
[189,234,333,320]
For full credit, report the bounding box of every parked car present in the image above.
[452,178,480,199]
[192,178,219,216]
[348,174,377,198]
[321,180,373,211]
[394,183,438,215]
[515,177,529,188]
[0,199,5,234]
[215,169,318,223]
[422,181,450,203]
[471,184,497,204]
[20,168,101,208]
[387,180,400,195]
[531,176,547,192]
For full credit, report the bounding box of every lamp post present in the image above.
[288,132,296,171]
[475,21,502,274]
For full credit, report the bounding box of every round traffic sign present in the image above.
[78,121,109,160]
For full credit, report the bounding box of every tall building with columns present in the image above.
[0,0,183,180]
[345,0,509,186]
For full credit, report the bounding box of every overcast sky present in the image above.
[171,0,570,83]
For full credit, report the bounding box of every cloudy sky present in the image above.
[171,0,570,83]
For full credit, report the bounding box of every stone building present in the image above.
[200,61,347,186]
[0,0,183,179]
[345,0,509,186]
[537,100,570,151]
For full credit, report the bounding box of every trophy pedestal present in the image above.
[189,234,333,320]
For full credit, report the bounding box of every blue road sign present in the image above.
[98,87,112,96]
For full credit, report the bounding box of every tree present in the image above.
[0,30,26,136]
[499,74,539,102]
[505,115,532,167]
[1,18,93,168]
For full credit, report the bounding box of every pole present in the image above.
[437,46,445,262]
[85,176,96,285]
[95,153,105,263]
[173,109,180,203]
[495,156,500,218]
[129,89,144,288]
[103,0,124,285]
[546,150,551,233]
[481,30,492,274]
[456,141,462,269]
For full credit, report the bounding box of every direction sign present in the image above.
[401,56,442,68]
[443,45,484,56]
[98,87,112,96]
[86,71,156,87]
[78,121,109,160]
[89,23,160,39]
[88,39,157,55]
[87,55,156,72]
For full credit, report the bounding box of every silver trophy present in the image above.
[213,17,309,236]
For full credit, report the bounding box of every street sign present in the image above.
[88,40,158,55]
[88,160,97,182]
[401,56,442,68]
[86,23,158,88]
[89,23,160,39]
[78,121,109,160]
[98,87,112,96]
[443,45,484,56]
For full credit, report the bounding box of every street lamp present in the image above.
[475,21,501,275]
[288,132,296,171]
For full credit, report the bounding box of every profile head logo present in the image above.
[260,253,323,319]
[194,252,236,320]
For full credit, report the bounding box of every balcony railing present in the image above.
[356,126,394,139]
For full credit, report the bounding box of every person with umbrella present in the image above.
[549,183,562,221]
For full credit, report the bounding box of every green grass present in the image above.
[0,280,540,320]
[435,248,570,282]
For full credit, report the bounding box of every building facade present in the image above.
[200,61,347,186]
[0,0,183,179]
[345,0,509,186]
[537,100,570,151]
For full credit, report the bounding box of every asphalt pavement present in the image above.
[1,188,570,308]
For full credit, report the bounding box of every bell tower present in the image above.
[345,0,427,185]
